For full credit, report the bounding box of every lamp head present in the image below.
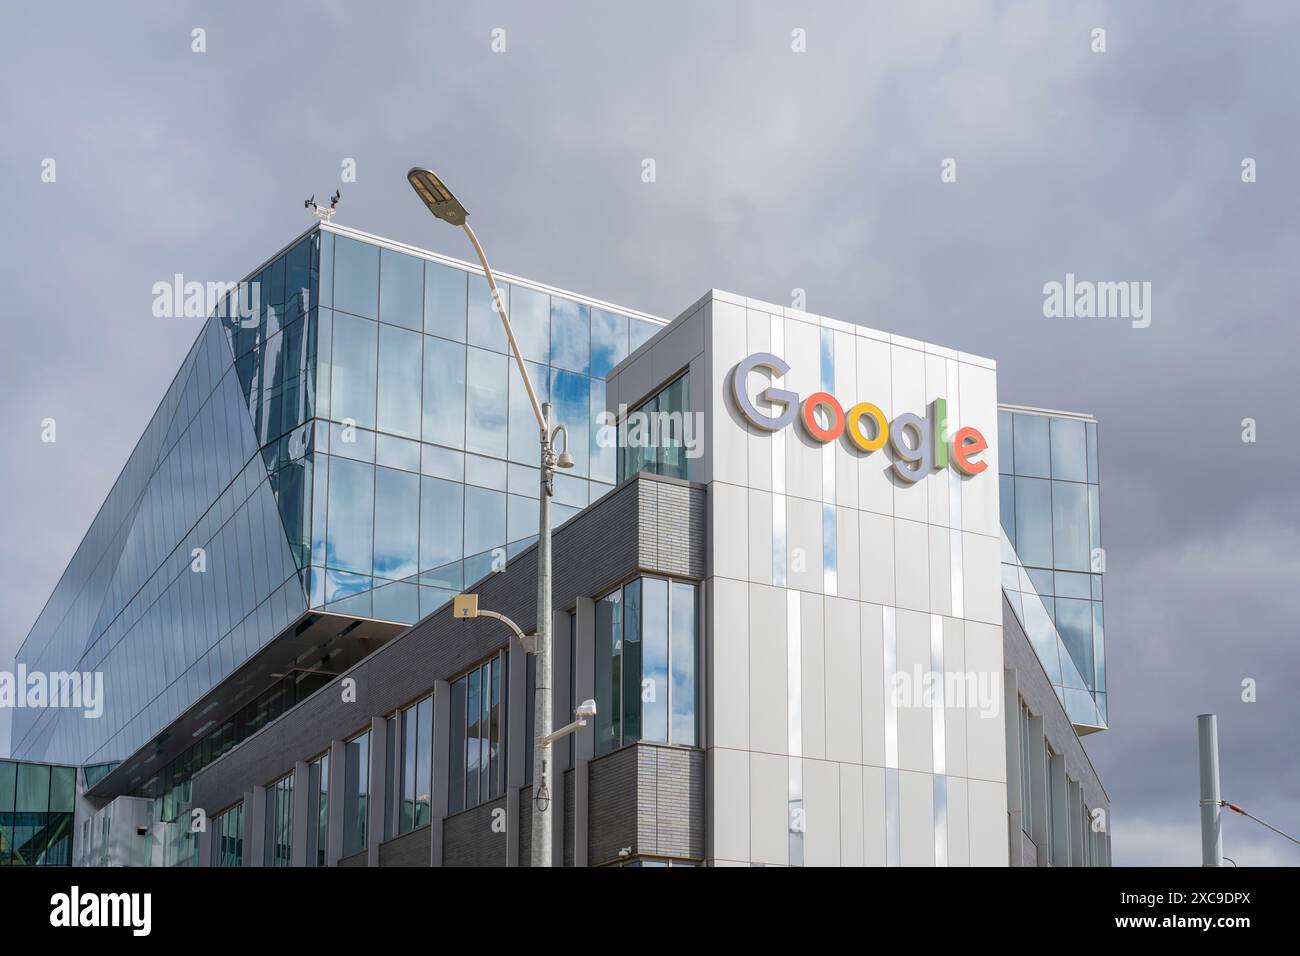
[407,167,468,226]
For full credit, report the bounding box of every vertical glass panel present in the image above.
[329,313,378,429]
[449,678,466,813]
[326,456,375,575]
[373,466,419,581]
[379,248,423,330]
[422,336,466,449]
[333,237,379,319]
[590,307,629,379]
[998,410,1014,475]
[415,696,432,827]
[1012,414,1050,479]
[671,581,697,746]
[629,318,658,352]
[1088,485,1101,558]
[657,373,688,480]
[1055,598,1095,689]
[467,276,508,353]
[642,578,672,743]
[424,261,467,342]
[1013,477,1053,568]
[1049,418,1088,482]
[1086,421,1099,484]
[510,285,550,364]
[488,657,501,798]
[465,668,481,808]
[465,348,508,459]
[507,493,538,544]
[377,324,422,439]
[419,475,464,570]
[594,588,622,755]
[479,663,491,801]
[999,474,1016,545]
[549,369,590,477]
[343,732,369,856]
[49,766,75,813]
[1051,480,1090,571]
[15,763,50,812]
[508,360,550,465]
[400,707,416,833]
[589,378,615,485]
[622,579,643,745]
[463,486,506,559]
[550,298,589,375]
[318,231,334,310]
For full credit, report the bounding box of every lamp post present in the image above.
[409,167,572,867]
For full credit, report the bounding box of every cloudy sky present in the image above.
[2,1,1296,865]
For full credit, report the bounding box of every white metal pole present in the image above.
[1198,713,1223,866]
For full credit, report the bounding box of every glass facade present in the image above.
[11,223,662,782]
[265,773,293,867]
[448,654,506,813]
[594,577,698,756]
[0,760,75,865]
[616,371,690,483]
[999,409,1106,729]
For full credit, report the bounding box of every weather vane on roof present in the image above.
[304,189,341,223]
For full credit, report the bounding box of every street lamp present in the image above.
[411,167,571,867]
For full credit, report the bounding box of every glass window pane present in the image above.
[589,378,615,485]
[1051,480,1090,571]
[373,466,419,580]
[629,318,658,352]
[329,313,378,430]
[550,298,589,375]
[1012,413,1050,479]
[590,307,629,379]
[377,324,422,439]
[670,581,697,745]
[326,456,375,575]
[594,588,622,755]
[1013,476,1053,568]
[379,249,423,330]
[1049,418,1088,482]
[333,237,379,320]
[998,410,1014,475]
[15,763,50,812]
[422,336,466,449]
[415,696,433,827]
[463,486,506,559]
[465,668,482,808]
[622,579,643,744]
[465,348,508,459]
[467,276,508,353]
[510,285,550,364]
[419,475,464,571]
[401,707,416,833]
[508,360,550,465]
[488,657,501,798]
[425,261,467,342]
[549,369,589,477]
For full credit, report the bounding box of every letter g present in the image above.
[731,352,799,431]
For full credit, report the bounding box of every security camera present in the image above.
[575,699,597,720]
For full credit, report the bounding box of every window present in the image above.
[449,655,505,812]
[617,372,690,482]
[595,577,698,755]
[265,774,293,867]
[343,731,370,856]
[397,696,434,833]
[306,753,329,867]
[216,802,244,867]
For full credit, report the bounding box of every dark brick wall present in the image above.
[443,798,507,867]
[191,473,706,820]
[338,850,367,868]
[1003,595,1109,812]
[379,826,431,867]
[587,743,705,866]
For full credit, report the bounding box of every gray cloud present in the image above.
[1,0,1295,864]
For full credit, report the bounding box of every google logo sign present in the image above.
[730,353,989,484]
